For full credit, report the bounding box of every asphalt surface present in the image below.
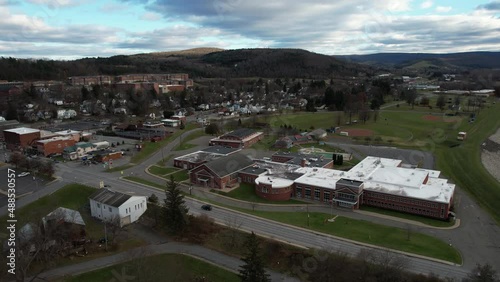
[1,127,500,280]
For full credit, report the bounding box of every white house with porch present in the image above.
[89,189,147,227]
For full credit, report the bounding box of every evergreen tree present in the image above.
[239,232,270,282]
[164,175,188,234]
[436,95,446,111]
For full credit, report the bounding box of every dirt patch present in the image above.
[481,128,500,182]
[343,129,374,137]
[423,115,441,121]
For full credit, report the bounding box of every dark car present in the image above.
[201,204,212,211]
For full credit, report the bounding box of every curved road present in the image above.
[3,127,499,280]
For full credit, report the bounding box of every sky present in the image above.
[0,0,499,59]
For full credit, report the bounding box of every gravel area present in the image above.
[481,128,500,182]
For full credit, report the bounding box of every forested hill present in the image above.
[336,52,500,69]
[0,48,372,81]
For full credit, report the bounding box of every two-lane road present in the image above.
[52,164,470,280]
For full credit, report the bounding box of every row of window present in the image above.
[364,199,440,217]
[365,192,439,208]
[259,185,291,194]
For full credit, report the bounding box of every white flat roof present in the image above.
[161,119,179,122]
[255,175,295,189]
[294,167,345,190]
[55,130,80,135]
[4,127,40,135]
[290,156,455,204]
[37,136,74,143]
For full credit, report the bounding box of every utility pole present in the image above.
[104,222,108,251]
[307,204,310,227]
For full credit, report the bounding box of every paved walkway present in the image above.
[31,223,299,282]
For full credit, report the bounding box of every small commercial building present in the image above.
[63,142,96,160]
[189,152,253,189]
[36,136,76,157]
[209,128,264,148]
[174,146,240,169]
[161,119,180,127]
[92,150,122,163]
[89,189,147,227]
[3,127,41,150]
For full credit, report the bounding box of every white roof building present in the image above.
[4,127,40,135]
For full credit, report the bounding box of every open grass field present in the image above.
[62,254,239,282]
[192,191,462,264]
[213,183,307,205]
[433,102,500,223]
[173,129,207,151]
[239,209,461,264]
[148,165,179,176]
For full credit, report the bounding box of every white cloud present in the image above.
[140,12,161,21]
[26,0,82,8]
[435,6,452,13]
[421,0,433,9]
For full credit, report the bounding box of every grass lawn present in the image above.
[173,129,207,151]
[213,183,307,205]
[171,170,189,182]
[148,165,179,176]
[0,184,99,239]
[360,206,455,228]
[251,134,278,151]
[242,209,461,264]
[131,124,198,164]
[61,254,239,282]
[433,102,500,223]
[123,176,165,190]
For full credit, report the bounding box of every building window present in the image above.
[296,187,302,198]
[305,188,311,199]
[314,189,320,201]
[324,191,330,202]
[108,207,112,212]
[96,203,100,208]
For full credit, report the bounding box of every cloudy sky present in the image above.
[1,0,499,59]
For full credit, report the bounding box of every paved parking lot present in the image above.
[0,166,49,206]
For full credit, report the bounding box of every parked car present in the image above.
[17,172,30,178]
[201,204,212,211]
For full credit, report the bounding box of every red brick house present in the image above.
[209,128,264,148]
[3,127,41,150]
[189,153,253,189]
[36,136,76,156]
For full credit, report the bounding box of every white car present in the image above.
[17,172,30,177]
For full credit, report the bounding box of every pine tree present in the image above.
[164,175,188,234]
[239,232,270,282]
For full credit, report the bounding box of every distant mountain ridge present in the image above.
[335,52,500,69]
[0,48,371,80]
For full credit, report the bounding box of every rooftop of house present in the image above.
[4,127,40,135]
[220,128,257,139]
[43,207,85,226]
[203,152,254,177]
[36,136,74,144]
[89,188,132,208]
[200,146,241,155]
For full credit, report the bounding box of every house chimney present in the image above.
[301,158,307,167]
